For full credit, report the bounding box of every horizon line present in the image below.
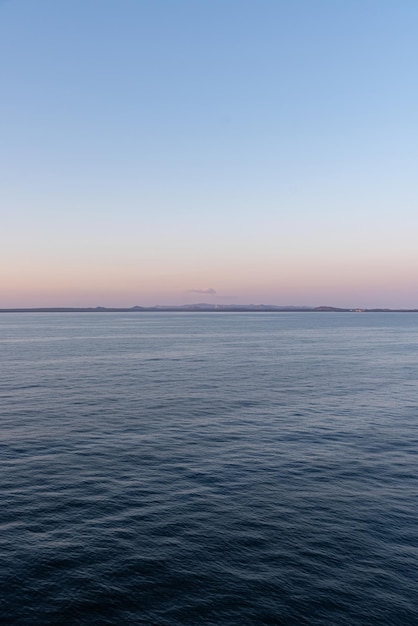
[1,304,418,313]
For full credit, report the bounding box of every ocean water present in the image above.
[1,312,418,625]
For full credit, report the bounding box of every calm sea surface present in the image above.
[1,312,418,625]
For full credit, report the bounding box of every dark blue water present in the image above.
[1,313,418,625]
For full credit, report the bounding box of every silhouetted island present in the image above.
[1,305,417,313]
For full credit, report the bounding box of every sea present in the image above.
[1,312,417,625]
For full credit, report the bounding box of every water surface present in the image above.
[1,313,417,624]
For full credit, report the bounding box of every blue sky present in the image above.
[1,0,418,307]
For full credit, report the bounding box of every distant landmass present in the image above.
[1,305,417,313]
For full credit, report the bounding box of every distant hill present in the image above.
[1,304,418,313]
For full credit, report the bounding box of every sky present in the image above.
[1,0,418,308]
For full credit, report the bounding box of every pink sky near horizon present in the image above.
[2,250,417,309]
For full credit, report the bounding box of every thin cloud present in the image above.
[188,288,217,295]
